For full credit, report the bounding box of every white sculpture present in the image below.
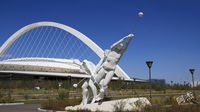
[176,92,195,105]
[77,34,133,106]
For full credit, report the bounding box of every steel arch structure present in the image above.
[0,21,130,79]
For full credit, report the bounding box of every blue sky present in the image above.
[0,0,200,83]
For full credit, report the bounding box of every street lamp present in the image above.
[132,77,136,94]
[170,81,173,86]
[189,69,195,97]
[9,74,12,100]
[146,61,153,100]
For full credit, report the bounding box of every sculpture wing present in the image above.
[111,34,133,51]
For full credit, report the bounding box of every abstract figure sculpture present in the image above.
[176,92,198,105]
[75,34,133,106]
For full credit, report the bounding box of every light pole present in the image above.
[9,74,12,100]
[170,81,173,86]
[132,77,136,95]
[189,69,195,97]
[146,61,153,100]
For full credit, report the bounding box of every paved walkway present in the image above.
[0,104,40,112]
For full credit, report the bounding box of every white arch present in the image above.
[0,21,130,79]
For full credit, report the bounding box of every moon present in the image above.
[138,12,144,17]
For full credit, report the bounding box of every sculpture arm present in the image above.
[95,58,104,73]
[73,59,82,66]
[95,50,109,73]
[82,60,96,76]
[73,60,87,73]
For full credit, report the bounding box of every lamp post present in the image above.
[170,81,173,86]
[189,69,195,97]
[9,74,12,100]
[146,61,153,100]
[132,77,136,95]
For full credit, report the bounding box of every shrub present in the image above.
[0,95,14,103]
[68,108,92,112]
[42,99,67,111]
[0,91,3,99]
[104,96,112,101]
[113,100,126,112]
[57,89,69,100]
[41,99,81,111]
[141,104,200,112]
[163,96,177,105]
[141,105,164,112]
[134,99,146,109]
[151,97,177,105]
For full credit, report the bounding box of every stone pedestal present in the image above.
[65,97,151,112]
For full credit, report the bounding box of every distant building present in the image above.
[151,79,166,85]
[192,81,200,87]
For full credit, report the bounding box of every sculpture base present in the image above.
[65,97,151,112]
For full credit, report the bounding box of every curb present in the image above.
[37,108,51,112]
[0,102,24,106]
[37,108,65,112]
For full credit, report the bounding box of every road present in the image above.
[0,104,41,112]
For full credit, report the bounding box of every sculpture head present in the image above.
[110,34,133,53]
